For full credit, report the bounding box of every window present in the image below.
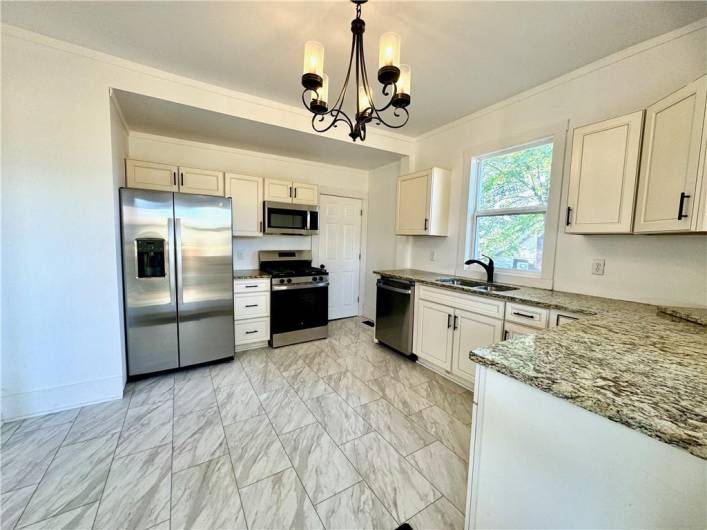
[467,140,554,275]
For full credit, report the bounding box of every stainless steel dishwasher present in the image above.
[375,277,417,359]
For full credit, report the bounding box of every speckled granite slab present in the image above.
[658,306,707,326]
[374,269,707,459]
[234,269,271,280]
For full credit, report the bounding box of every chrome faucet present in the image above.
[464,255,495,283]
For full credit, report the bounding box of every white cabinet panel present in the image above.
[179,167,224,196]
[233,278,270,294]
[395,167,450,236]
[293,182,318,205]
[634,76,707,232]
[125,159,178,192]
[453,309,503,383]
[265,178,294,202]
[234,293,269,320]
[234,318,269,345]
[225,173,263,237]
[567,111,644,233]
[415,299,454,371]
[503,321,537,340]
[504,302,549,329]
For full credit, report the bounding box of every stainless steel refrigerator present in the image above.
[120,188,234,376]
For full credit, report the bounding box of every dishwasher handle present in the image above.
[377,282,412,295]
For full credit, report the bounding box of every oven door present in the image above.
[271,284,328,339]
[264,201,317,235]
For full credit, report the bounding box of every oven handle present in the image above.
[272,282,329,291]
[377,283,412,295]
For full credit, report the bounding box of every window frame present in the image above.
[457,121,568,289]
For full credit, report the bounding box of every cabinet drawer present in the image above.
[234,279,270,294]
[235,318,269,344]
[503,321,538,340]
[418,285,505,319]
[234,293,269,320]
[505,303,549,329]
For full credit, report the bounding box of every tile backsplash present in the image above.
[233,236,312,269]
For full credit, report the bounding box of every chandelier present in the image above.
[300,0,411,142]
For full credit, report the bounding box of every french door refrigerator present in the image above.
[120,188,234,376]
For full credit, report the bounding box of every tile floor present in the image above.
[0,318,473,530]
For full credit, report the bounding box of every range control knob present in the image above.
[312,276,318,282]
[319,276,324,281]
[279,279,285,284]
[286,278,292,284]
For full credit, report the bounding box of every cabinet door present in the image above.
[634,76,707,232]
[566,111,644,233]
[125,159,178,192]
[453,309,503,383]
[265,178,293,203]
[292,182,318,205]
[396,173,430,235]
[502,321,537,340]
[225,173,263,237]
[415,299,453,370]
[179,167,224,196]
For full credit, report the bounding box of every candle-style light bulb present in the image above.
[358,86,371,112]
[378,32,401,69]
[303,41,324,77]
[396,64,411,96]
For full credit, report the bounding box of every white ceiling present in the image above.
[113,90,403,170]
[4,2,707,136]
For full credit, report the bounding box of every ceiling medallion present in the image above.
[300,0,411,142]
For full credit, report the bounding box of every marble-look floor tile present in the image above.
[1,485,35,530]
[407,441,468,512]
[94,444,171,530]
[289,340,325,356]
[315,482,396,530]
[237,348,270,371]
[327,332,358,349]
[1,421,21,446]
[336,356,385,382]
[267,347,309,373]
[130,374,174,409]
[280,423,360,504]
[324,371,381,407]
[357,399,435,456]
[173,376,217,416]
[375,356,431,387]
[1,423,70,493]
[20,502,98,530]
[172,407,227,472]
[414,380,473,424]
[410,406,471,462]
[15,409,79,436]
[305,392,370,445]
[64,397,129,445]
[210,360,248,388]
[146,520,170,530]
[215,381,263,426]
[116,400,172,458]
[341,432,440,523]
[174,365,211,385]
[246,362,288,395]
[259,386,317,435]
[282,366,334,400]
[306,351,346,377]
[367,376,432,416]
[224,415,290,487]
[239,468,323,530]
[171,455,247,530]
[18,432,118,527]
[407,497,465,530]
[426,369,474,396]
[342,342,393,365]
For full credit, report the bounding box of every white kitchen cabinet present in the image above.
[125,159,178,192]
[178,166,224,196]
[503,321,537,340]
[234,278,270,351]
[395,167,450,236]
[566,111,644,233]
[264,178,319,205]
[453,309,503,382]
[416,299,454,371]
[634,75,707,233]
[225,173,263,237]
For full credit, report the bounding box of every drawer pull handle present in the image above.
[678,192,691,220]
[244,285,258,288]
[504,330,509,340]
[512,311,535,319]
[245,330,258,335]
[245,304,258,308]
[447,314,452,328]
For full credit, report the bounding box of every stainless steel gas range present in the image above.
[258,250,329,347]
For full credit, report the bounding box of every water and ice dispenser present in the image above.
[135,238,166,278]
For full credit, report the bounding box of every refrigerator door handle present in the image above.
[167,218,176,303]
[175,217,184,304]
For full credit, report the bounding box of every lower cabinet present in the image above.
[234,278,270,351]
[453,309,503,381]
[503,321,537,339]
[416,299,455,370]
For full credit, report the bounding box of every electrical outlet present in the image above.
[430,250,436,262]
[592,258,605,276]
[236,250,245,261]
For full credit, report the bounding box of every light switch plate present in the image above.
[592,258,605,275]
[430,250,436,262]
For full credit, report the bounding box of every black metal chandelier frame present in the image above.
[301,0,410,142]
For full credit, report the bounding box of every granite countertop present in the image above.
[233,269,271,280]
[658,306,707,326]
[374,269,707,459]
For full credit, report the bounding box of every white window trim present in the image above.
[455,121,568,289]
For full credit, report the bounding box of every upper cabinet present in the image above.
[225,173,263,237]
[566,110,644,233]
[125,159,223,197]
[634,76,707,233]
[264,178,318,205]
[395,167,450,236]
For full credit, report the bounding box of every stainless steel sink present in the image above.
[471,284,518,293]
[435,277,518,292]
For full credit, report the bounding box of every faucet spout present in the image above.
[464,255,495,283]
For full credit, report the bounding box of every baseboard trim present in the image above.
[1,375,125,422]
[235,341,269,352]
[416,358,475,392]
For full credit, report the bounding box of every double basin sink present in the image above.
[435,277,518,293]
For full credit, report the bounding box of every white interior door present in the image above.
[318,195,362,320]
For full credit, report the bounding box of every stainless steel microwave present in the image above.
[264,201,319,235]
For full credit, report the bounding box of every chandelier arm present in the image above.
[358,38,397,115]
[370,106,410,129]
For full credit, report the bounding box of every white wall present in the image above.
[407,22,707,307]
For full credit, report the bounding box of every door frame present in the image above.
[312,192,368,319]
